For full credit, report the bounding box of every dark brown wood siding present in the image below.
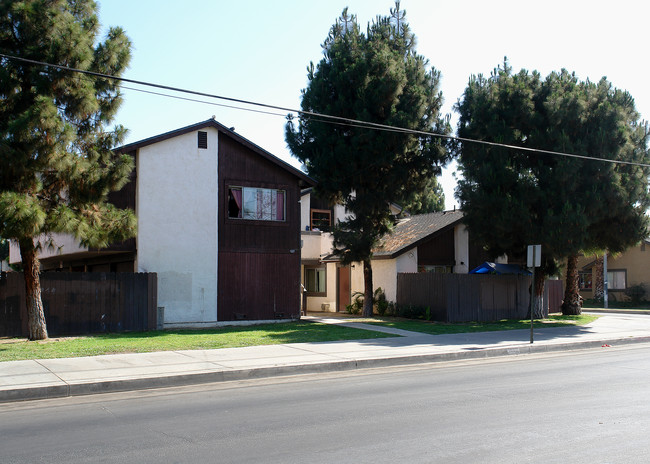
[417,228,455,266]
[218,252,300,320]
[217,134,302,320]
[101,150,137,253]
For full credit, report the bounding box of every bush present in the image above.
[392,304,428,319]
[624,284,647,305]
[346,288,394,316]
[346,292,364,315]
[374,288,389,316]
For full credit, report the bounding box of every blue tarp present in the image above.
[469,262,532,275]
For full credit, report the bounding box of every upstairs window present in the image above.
[310,209,331,231]
[228,186,285,221]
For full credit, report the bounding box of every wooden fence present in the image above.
[0,272,157,337]
[396,273,562,322]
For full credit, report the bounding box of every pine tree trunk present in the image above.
[362,258,373,317]
[562,254,582,315]
[593,256,604,301]
[19,239,48,340]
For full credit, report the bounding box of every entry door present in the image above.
[337,266,351,312]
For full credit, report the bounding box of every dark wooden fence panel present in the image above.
[546,280,564,313]
[0,272,157,337]
[397,273,543,322]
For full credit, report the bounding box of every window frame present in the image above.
[607,269,627,291]
[227,185,286,222]
[310,209,331,231]
[578,271,592,290]
[304,265,327,296]
[419,265,453,274]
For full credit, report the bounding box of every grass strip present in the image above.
[0,321,394,362]
[360,314,599,336]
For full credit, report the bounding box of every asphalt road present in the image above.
[2,345,650,463]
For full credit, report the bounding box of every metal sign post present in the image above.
[527,245,541,344]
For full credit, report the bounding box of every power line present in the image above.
[2,52,650,168]
[118,84,288,118]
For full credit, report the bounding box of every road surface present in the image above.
[2,344,650,463]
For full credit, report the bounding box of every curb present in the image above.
[584,309,650,315]
[4,335,650,404]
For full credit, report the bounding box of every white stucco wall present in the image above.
[333,203,351,224]
[396,249,418,274]
[300,192,310,231]
[371,250,417,302]
[454,224,470,274]
[136,128,219,325]
[300,232,322,260]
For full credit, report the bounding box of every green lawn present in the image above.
[361,314,598,336]
[0,314,599,362]
[0,322,394,362]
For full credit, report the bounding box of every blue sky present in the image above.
[97,0,650,209]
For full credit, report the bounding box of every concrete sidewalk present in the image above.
[2,312,650,403]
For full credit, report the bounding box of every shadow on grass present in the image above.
[0,321,396,362]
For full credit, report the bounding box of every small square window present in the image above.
[310,209,331,231]
[579,272,592,290]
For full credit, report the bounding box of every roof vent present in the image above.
[198,131,208,149]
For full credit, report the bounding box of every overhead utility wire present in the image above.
[118,84,288,118]
[2,53,649,168]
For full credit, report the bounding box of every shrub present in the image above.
[346,292,364,315]
[374,288,389,316]
[624,283,647,305]
[393,304,428,319]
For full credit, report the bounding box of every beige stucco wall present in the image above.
[576,243,650,301]
[302,261,338,312]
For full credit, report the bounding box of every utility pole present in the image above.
[603,252,609,309]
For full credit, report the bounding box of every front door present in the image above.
[337,265,351,312]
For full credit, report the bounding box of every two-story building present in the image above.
[299,189,490,313]
[10,119,314,326]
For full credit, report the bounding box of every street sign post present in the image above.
[527,245,541,343]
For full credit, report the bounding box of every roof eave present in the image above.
[114,119,315,187]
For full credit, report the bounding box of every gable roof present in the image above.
[373,210,464,259]
[115,119,315,187]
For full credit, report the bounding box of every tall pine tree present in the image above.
[401,176,445,215]
[455,60,649,317]
[286,3,450,316]
[0,0,136,339]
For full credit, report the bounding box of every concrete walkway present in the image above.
[2,312,650,403]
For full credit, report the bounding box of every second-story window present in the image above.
[310,209,331,231]
[228,186,285,221]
